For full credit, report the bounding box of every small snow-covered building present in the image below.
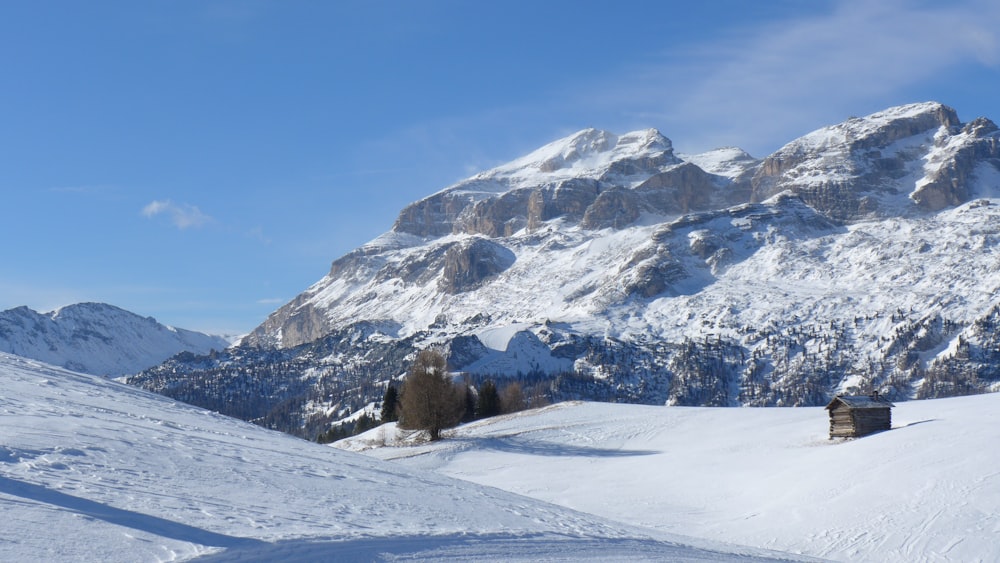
[825,393,894,439]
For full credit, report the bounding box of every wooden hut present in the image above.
[825,393,894,439]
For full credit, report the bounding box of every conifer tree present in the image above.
[475,380,501,419]
[380,384,399,423]
[462,383,477,423]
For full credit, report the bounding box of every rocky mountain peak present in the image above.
[392,127,684,238]
[497,127,674,177]
[750,102,999,220]
[250,101,1000,354]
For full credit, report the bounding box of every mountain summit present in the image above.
[134,102,1000,438]
[246,102,999,350]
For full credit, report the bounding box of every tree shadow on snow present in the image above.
[455,436,659,458]
[0,475,263,549]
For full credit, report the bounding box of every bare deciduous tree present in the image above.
[398,350,465,441]
[499,381,525,414]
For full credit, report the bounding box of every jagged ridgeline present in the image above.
[129,102,1000,439]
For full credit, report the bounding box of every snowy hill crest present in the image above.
[133,102,1000,438]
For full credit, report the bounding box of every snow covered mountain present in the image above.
[132,102,1000,438]
[0,303,230,376]
[0,352,794,562]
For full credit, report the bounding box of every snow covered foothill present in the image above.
[0,303,231,376]
[0,352,801,562]
[340,395,1000,562]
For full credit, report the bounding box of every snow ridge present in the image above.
[0,303,229,376]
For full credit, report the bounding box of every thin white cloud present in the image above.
[588,0,1000,155]
[256,298,285,305]
[246,226,271,244]
[142,200,212,230]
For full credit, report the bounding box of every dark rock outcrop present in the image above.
[439,237,516,294]
[527,179,602,231]
[394,186,487,237]
[580,188,641,229]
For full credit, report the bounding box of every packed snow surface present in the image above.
[0,353,798,562]
[341,394,1000,562]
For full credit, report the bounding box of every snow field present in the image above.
[342,394,1000,562]
[0,353,798,562]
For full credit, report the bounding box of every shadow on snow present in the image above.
[452,435,660,458]
[0,475,263,549]
[189,532,790,562]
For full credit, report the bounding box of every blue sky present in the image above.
[2,0,1000,335]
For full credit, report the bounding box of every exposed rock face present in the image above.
[526,179,602,231]
[397,137,759,237]
[749,102,998,221]
[621,253,687,298]
[635,162,726,215]
[580,188,641,229]
[393,189,479,237]
[444,334,491,369]
[455,189,533,237]
[598,151,677,179]
[246,292,331,349]
[911,117,1000,210]
[439,237,516,294]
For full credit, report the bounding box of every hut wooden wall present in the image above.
[829,405,891,438]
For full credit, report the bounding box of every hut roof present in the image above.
[825,394,894,410]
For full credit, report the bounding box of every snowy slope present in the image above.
[340,394,1000,563]
[678,147,758,180]
[0,352,800,562]
[0,303,230,376]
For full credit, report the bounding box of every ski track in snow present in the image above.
[0,353,801,562]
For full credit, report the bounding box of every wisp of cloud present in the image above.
[142,200,212,230]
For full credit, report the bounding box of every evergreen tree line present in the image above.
[316,413,379,444]
[132,312,1000,444]
[317,350,549,443]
